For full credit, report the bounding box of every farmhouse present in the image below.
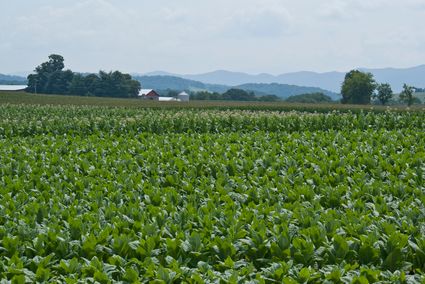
[138,89,160,100]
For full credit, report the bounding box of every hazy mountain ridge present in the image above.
[0,73,28,85]
[146,65,425,93]
[236,83,338,99]
[6,64,425,96]
[135,75,340,100]
[2,73,339,99]
[359,65,425,92]
[133,75,229,93]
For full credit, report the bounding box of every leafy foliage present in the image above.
[135,76,339,99]
[399,84,415,106]
[235,83,339,100]
[27,54,73,95]
[69,71,141,98]
[134,75,229,94]
[0,105,424,282]
[222,88,257,101]
[374,83,393,105]
[285,92,333,103]
[190,89,281,102]
[26,54,141,97]
[341,70,376,105]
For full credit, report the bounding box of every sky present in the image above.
[1,0,425,75]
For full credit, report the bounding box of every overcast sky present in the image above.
[1,0,425,75]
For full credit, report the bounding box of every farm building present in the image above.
[138,89,189,102]
[138,89,160,100]
[159,97,177,102]
[0,85,27,91]
[177,91,190,102]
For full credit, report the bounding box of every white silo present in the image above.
[177,91,190,102]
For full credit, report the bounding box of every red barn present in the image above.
[138,89,160,100]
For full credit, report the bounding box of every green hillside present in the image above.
[285,92,333,103]
[134,75,229,94]
[0,74,27,85]
[236,83,340,100]
[135,75,339,100]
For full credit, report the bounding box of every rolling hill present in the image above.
[2,73,339,100]
[135,75,340,100]
[148,65,425,93]
[0,73,27,85]
[236,83,338,100]
[133,75,229,94]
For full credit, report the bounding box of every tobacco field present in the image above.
[0,104,424,283]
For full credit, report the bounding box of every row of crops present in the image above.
[0,104,424,282]
[0,105,424,136]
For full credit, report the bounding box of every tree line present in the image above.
[165,89,333,103]
[26,55,141,97]
[183,71,423,105]
[189,88,281,102]
[25,55,422,105]
[341,70,421,106]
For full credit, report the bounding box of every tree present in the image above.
[166,89,179,98]
[341,70,376,104]
[48,69,74,94]
[74,71,141,98]
[286,92,332,103]
[27,54,141,97]
[68,74,89,96]
[26,74,39,93]
[222,89,256,101]
[36,54,65,74]
[27,54,74,94]
[258,94,281,102]
[399,84,415,106]
[374,83,393,105]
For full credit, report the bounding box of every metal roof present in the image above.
[138,89,154,96]
[0,85,27,91]
[159,97,177,101]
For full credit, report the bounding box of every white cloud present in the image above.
[0,0,424,74]
[217,4,292,38]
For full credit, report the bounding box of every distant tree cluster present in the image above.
[69,72,141,97]
[285,92,333,103]
[27,54,141,97]
[374,83,393,105]
[164,89,180,97]
[190,89,281,102]
[399,84,417,106]
[341,70,376,105]
[341,69,422,106]
[189,91,223,100]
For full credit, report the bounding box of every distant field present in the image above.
[1,91,424,112]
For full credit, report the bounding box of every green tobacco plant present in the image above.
[0,105,424,281]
